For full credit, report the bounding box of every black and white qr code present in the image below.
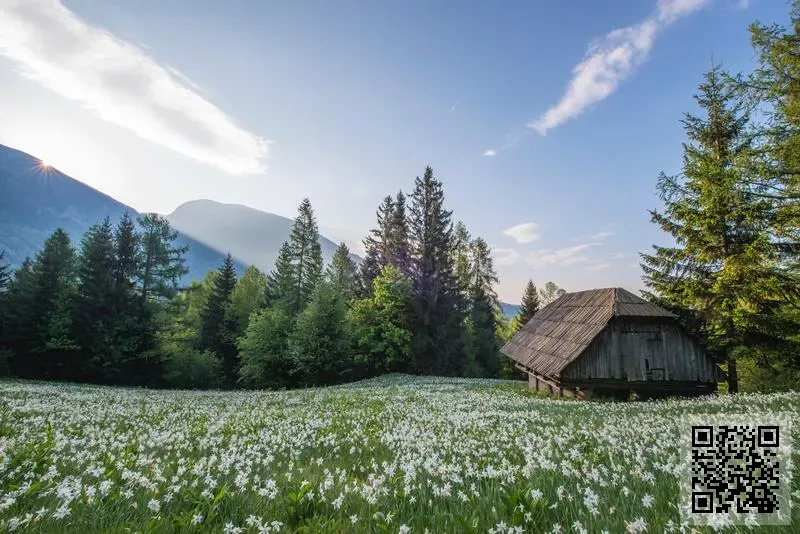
[690,424,781,515]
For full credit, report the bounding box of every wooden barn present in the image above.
[501,288,719,399]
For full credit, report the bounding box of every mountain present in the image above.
[166,199,355,274]
[0,143,243,281]
[499,302,520,320]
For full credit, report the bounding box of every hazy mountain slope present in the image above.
[0,143,242,281]
[166,199,351,273]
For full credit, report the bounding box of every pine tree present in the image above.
[199,253,239,386]
[453,221,473,308]
[408,166,463,375]
[73,218,118,381]
[0,250,9,292]
[326,242,359,301]
[7,230,76,378]
[389,191,411,276]
[641,66,784,394]
[275,198,324,315]
[360,195,396,293]
[518,280,540,325]
[468,238,501,377]
[138,213,188,303]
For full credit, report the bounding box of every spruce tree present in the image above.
[408,166,463,375]
[518,279,540,325]
[227,265,269,339]
[360,195,396,292]
[641,66,782,394]
[275,198,324,315]
[8,230,77,378]
[73,218,118,381]
[199,253,239,386]
[0,250,9,292]
[138,213,188,303]
[326,242,359,301]
[468,238,501,377]
[389,191,411,276]
[453,221,473,308]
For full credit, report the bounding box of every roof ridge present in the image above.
[611,287,618,316]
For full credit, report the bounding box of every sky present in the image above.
[0,0,788,302]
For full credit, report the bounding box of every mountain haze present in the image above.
[166,199,353,274]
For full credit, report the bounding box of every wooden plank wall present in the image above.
[561,318,716,384]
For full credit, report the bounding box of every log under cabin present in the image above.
[501,288,719,399]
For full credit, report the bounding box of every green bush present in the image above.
[162,345,223,389]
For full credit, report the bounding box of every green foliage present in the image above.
[408,167,464,376]
[237,306,294,388]
[227,264,268,338]
[517,279,540,327]
[289,282,352,386]
[538,281,565,307]
[350,265,414,375]
[138,213,188,302]
[161,345,223,389]
[325,242,359,301]
[199,254,239,386]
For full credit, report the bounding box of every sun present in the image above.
[37,158,51,170]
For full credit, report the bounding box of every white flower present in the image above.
[191,514,203,525]
[399,525,411,534]
[146,499,160,513]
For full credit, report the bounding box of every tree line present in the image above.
[0,167,521,388]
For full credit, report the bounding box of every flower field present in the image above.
[1,375,798,533]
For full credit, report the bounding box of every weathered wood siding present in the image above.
[560,317,716,384]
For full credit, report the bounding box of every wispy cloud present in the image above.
[0,0,268,174]
[449,99,460,113]
[491,247,521,266]
[483,149,497,157]
[586,262,612,272]
[589,231,615,241]
[526,243,598,268]
[502,222,541,244]
[529,0,709,135]
[608,252,626,260]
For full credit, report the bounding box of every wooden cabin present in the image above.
[501,287,719,399]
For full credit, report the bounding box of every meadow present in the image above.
[0,375,798,533]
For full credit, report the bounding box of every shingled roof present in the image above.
[501,287,676,378]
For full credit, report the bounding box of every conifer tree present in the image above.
[0,250,9,292]
[138,213,188,303]
[8,230,77,378]
[360,196,395,292]
[199,253,239,386]
[275,198,324,315]
[408,166,463,375]
[227,265,269,339]
[73,218,118,381]
[517,279,540,326]
[389,191,411,276]
[468,238,500,377]
[453,221,473,307]
[326,242,359,301]
[641,66,784,394]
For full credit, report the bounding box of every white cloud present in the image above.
[529,0,709,135]
[526,243,598,268]
[491,247,520,266]
[449,100,460,113]
[502,222,541,244]
[608,252,626,260]
[0,0,268,174]
[590,231,615,241]
[586,262,612,272]
[483,149,497,157]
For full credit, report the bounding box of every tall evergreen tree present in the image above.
[326,242,359,301]
[7,230,77,378]
[199,253,239,386]
[453,221,473,308]
[360,195,396,293]
[408,166,463,375]
[227,265,269,339]
[73,218,118,381]
[468,238,501,377]
[641,66,785,394]
[138,214,188,303]
[0,250,9,292]
[275,198,324,315]
[517,279,541,326]
[389,191,411,276]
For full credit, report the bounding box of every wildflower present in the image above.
[399,525,411,534]
[350,515,358,524]
[641,494,653,508]
[625,517,647,533]
[191,514,203,525]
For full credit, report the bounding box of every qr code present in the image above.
[680,415,792,527]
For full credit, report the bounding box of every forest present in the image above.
[1,3,800,393]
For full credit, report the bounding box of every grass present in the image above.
[0,375,798,533]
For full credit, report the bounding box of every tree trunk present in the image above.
[727,353,739,394]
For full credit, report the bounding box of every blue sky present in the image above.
[0,0,787,302]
